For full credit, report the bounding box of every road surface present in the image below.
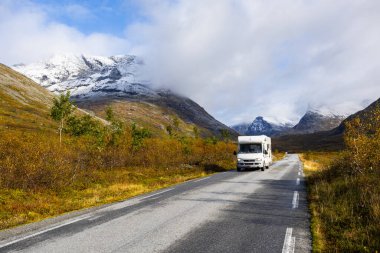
[0,154,311,253]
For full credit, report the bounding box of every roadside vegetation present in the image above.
[272,150,286,162]
[300,105,380,252]
[0,93,235,230]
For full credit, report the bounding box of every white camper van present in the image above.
[236,135,272,172]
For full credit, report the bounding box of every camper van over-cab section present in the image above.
[236,135,272,172]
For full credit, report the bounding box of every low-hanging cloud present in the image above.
[1,0,380,126]
[128,0,380,125]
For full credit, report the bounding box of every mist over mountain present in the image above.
[13,54,237,137]
[233,106,347,137]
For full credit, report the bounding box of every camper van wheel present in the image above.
[261,165,265,171]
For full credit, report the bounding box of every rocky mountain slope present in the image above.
[333,98,380,134]
[13,54,237,137]
[291,108,346,134]
[0,64,55,132]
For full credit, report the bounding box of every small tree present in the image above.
[220,129,230,142]
[50,91,75,144]
[166,125,173,136]
[193,126,199,138]
[104,106,124,146]
[131,123,151,151]
[173,116,180,129]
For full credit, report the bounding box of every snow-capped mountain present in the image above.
[233,105,347,136]
[13,54,157,98]
[232,116,292,136]
[12,54,237,137]
[292,108,346,134]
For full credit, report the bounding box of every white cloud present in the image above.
[127,0,380,125]
[1,0,380,126]
[0,0,130,65]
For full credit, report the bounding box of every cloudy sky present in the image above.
[1,0,380,125]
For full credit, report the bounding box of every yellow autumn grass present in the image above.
[0,129,235,230]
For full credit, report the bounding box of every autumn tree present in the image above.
[50,91,75,144]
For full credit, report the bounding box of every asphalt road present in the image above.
[0,154,311,253]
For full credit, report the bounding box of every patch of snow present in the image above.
[306,103,354,118]
[12,54,158,99]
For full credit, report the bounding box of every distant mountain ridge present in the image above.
[272,98,380,152]
[233,108,346,136]
[232,116,292,136]
[13,54,237,137]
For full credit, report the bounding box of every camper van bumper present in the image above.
[237,161,264,168]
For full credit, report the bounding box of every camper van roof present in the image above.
[238,135,270,144]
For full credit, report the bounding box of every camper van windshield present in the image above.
[239,143,262,154]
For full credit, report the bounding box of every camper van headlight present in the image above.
[256,158,262,161]
[237,158,243,163]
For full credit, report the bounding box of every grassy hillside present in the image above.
[0,65,237,230]
[0,64,56,132]
[76,99,205,137]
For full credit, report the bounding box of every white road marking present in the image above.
[87,215,103,221]
[296,178,300,185]
[292,191,299,209]
[194,177,209,183]
[282,227,296,253]
[138,188,174,201]
[298,171,301,176]
[0,215,91,249]
[109,199,141,211]
[0,187,178,248]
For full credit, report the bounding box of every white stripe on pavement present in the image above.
[193,177,209,183]
[292,191,299,209]
[296,178,300,185]
[282,227,295,253]
[0,215,91,249]
[138,188,174,201]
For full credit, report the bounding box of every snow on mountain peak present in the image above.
[306,104,349,118]
[12,54,156,98]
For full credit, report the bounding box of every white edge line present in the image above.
[138,188,174,201]
[296,178,300,185]
[193,177,209,183]
[0,215,91,249]
[282,227,295,253]
[1,187,177,248]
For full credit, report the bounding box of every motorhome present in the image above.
[236,135,272,172]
